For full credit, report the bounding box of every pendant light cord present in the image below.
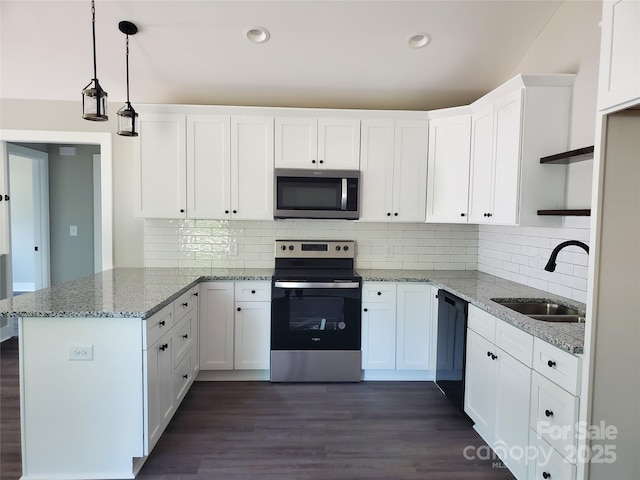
[125,35,130,104]
[91,0,98,81]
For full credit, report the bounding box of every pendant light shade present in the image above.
[117,21,139,136]
[82,0,108,121]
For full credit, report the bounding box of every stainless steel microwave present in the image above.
[274,168,360,219]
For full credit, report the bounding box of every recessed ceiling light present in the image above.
[244,26,270,44]
[407,32,431,49]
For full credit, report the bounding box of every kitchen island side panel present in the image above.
[19,316,144,480]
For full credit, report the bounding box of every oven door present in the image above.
[271,280,362,350]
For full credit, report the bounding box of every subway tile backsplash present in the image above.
[477,217,591,303]
[144,219,479,270]
[144,217,590,303]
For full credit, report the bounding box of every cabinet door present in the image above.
[359,120,395,222]
[199,282,235,370]
[274,117,317,168]
[234,301,271,369]
[317,118,361,170]
[361,302,396,370]
[145,344,161,454]
[395,283,431,370]
[426,115,472,223]
[468,106,494,223]
[231,116,274,220]
[493,348,531,480]
[186,114,231,219]
[464,329,497,443]
[135,113,186,218]
[491,90,523,225]
[598,0,640,111]
[391,121,428,222]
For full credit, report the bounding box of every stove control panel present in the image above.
[275,240,355,259]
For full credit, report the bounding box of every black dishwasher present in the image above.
[435,289,468,412]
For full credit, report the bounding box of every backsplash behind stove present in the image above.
[144,219,479,270]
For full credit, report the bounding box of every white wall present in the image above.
[477,0,601,303]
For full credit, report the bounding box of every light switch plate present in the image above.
[70,226,78,237]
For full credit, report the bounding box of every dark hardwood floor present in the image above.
[1,337,514,480]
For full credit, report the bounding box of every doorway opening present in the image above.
[0,130,113,302]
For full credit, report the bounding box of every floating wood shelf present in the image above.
[537,209,591,216]
[540,146,595,164]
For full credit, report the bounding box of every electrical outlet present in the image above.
[68,345,94,361]
[70,225,78,237]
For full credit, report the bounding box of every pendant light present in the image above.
[82,0,108,121]
[116,21,139,136]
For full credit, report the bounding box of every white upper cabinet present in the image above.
[360,119,428,222]
[275,117,360,169]
[426,114,472,223]
[186,115,230,219]
[598,0,640,112]
[468,75,574,226]
[489,90,523,225]
[135,113,187,218]
[137,111,273,220]
[467,106,494,223]
[230,116,274,220]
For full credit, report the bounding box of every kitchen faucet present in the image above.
[544,240,589,272]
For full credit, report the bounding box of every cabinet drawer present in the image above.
[362,283,396,303]
[174,347,193,404]
[468,304,496,342]
[532,338,581,395]
[145,302,175,348]
[235,281,271,302]
[173,313,194,368]
[530,371,579,457]
[528,428,577,480]
[495,319,533,367]
[175,287,197,321]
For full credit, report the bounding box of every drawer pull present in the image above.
[183,374,188,379]
[159,320,166,327]
[182,334,188,339]
[542,472,551,479]
[159,343,168,352]
[363,308,368,312]
[193,292,198,297]
[377,291,382,295]
[545,409,554,417]
[237,307,241,311]
[486,351,497,360]
[251,290,256,294]
[182,302,188,307]
[547,360,557,368]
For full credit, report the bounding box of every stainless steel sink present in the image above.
[527,314,586,324]
[491,298,585,323]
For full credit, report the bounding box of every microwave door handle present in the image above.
[341,178,348,211]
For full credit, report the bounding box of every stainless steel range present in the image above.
[270,240,362,382]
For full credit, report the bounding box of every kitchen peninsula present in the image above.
[0,267,585,480]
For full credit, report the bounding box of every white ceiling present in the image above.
[0,0,566,111]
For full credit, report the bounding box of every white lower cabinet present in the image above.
[144,285,199,455]
[234,300,270,369]
[527,338,581,480]
[464,305,532,480]
[199,280,271,371]
[361,282,435,377]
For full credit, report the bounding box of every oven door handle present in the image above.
[274,281,360,289]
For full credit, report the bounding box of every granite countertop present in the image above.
[0,267,585,354]
[358,269,585,354]
[0,267,274,320]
